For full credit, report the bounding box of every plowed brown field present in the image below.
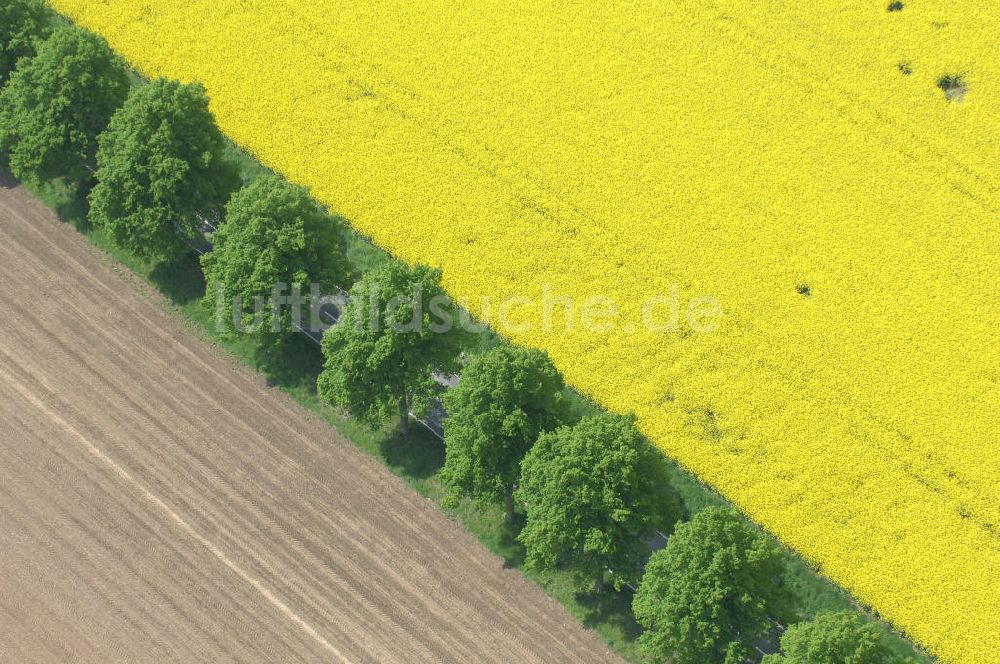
[0,179,622,664]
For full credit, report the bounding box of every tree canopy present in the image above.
[201,174,351,351]
[317,262,467,433]
[762,612,915,664]
[0,0,52,85]
[90,78,240,262]
[633,506,796,664]
[0,27,129,184]
[441,345,566,522]
[515,413,682,591]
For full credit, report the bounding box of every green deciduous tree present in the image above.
[515,413,682,591]
[318,262,467,433]
[762,612,914,664]
[0,27,129,185]
[0,0,52,85]
[633,506,796,664]
[201,174,351,353]
[441,345,567,522]
[90,78,240,262]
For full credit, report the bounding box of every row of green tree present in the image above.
[436,347,916,664]
[0,7,916,664]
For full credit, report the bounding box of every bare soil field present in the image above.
[0,180,622,664]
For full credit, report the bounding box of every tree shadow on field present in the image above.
[150,251,206,305]
[54,178,93,231]
[379,426,445,480]
[1,169,91,230]
[255,332,324,391]
[576,587,643,641]
[497,517,527,569]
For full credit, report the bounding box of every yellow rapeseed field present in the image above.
[47,1,998,661]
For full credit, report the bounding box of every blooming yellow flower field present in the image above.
[47,1,998,661]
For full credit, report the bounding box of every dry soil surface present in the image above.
[0,180,624,664]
